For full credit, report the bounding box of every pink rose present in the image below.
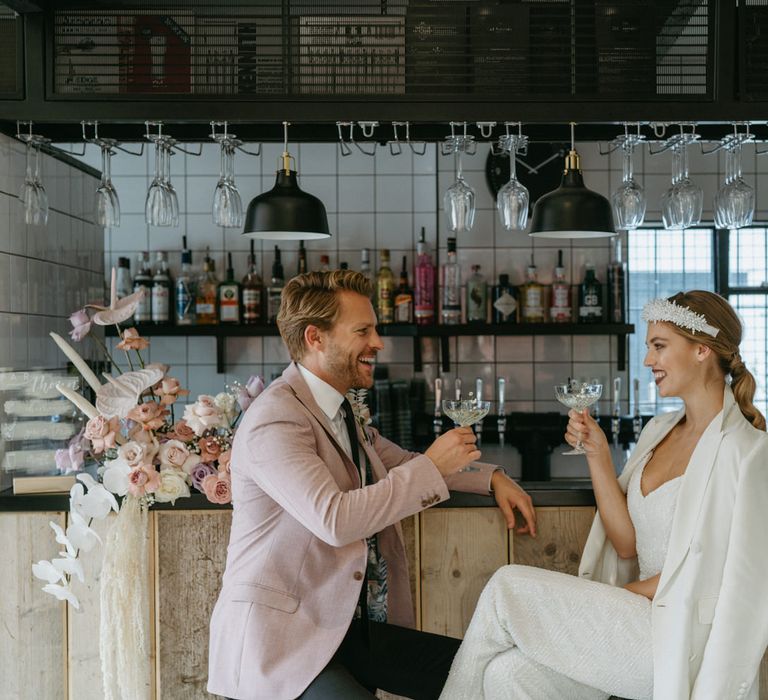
[169,420,196,442]
[199,436,222,463]
[201,473,232,505]
[68,309,92,342]
[127,465,161,497]
[126,401,168,431]
[158,439,200,473]
[153,376,190,406]
[182,395,227,436]
[218,449,232,474]
[84,415,118,454]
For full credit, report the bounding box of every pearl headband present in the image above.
[641,298,720,337]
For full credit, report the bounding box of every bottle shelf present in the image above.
[105,322,633,374]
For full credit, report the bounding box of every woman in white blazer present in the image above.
[440,290,768,700]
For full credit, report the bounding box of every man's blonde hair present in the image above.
[276,270,373,362]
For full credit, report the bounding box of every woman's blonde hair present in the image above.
[666,290,766,431]
[276,270,373,362]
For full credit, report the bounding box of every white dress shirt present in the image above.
[297,363,365,485]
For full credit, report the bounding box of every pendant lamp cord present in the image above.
[281,120,291,174]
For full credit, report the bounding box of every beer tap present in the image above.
[611,377,621,449]
[497,377,507,447]
[454,377,462,401]
[632,378,642,443]
[475,377,484,447]
[433,378,443,438]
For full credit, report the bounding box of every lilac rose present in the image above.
[236,375,265,412]
[190,462,218,492]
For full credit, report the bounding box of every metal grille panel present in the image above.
[50,1,713,100]
[741,0,768,100]
[0,8,21,97]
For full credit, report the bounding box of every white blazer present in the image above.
[579,385,768,700]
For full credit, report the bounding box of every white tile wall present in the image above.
[76,134,768,453]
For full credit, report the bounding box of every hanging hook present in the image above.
[336,121,353,156]
[350,122,376,156]
[358,121,379,139]
[389,121,403,155]
[476,121,496,139]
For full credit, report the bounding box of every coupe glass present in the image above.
[497,142,529,231]
[554,381,603,455]
[444,151,475,234]
[661,142,702,230]
[611,143,645,230]
[442,398,491,427]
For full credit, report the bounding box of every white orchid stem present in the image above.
[50,332,103,393]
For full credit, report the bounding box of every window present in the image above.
[627,227,715,413]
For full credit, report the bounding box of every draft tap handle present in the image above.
[455,377,462,401]
[434,378,442,415]
[497,377,506,412]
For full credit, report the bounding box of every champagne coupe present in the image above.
[555,380,603,455]
[497,131,530,232]
[611,141,645,230]
[442,398,491,428]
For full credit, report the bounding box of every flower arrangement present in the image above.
[346,388,372,444]
[32,268,264,610]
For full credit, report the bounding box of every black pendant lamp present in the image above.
[243,121,330,240]
[529,123,615,239]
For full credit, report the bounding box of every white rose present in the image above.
[182,395,228,436]
[118,440,157,468]
[153,469,191,505]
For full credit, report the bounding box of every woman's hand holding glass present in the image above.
[564,408,609,457]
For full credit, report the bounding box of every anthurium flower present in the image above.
[116,328,149,351]
[68,309,92,342]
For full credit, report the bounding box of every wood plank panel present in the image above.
[511,507,595,575]
[155,510,231,700]
[760,651,767,700]
[420,508,508,638]
[0,512,67,700]
[400,514,419,628]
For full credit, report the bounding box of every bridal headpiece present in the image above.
[641,298,720,337]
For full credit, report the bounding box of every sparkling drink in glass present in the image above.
[555,381,603,455]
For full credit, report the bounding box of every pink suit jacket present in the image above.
[207,362,497,700]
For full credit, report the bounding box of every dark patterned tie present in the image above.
[341,398,369,642]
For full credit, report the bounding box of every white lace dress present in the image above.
[440,458,684,700]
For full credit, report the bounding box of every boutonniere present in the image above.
[346,389,372,445]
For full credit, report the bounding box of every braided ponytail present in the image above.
[667,291,766,431]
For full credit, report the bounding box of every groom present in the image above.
[207,269,536,700]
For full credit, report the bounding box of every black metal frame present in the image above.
[0,2,763,142]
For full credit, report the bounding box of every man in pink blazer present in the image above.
[208,270,536,700]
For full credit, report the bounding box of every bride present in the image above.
[440,291,768,700]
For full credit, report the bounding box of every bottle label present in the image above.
[134,284,151,322]
[176,281,194,323]
[467,283,486,321]
[415,305,435,322]
[151,286,169,323]
[523,286,544,320]
[394,294,413,323]
[219,286,240,322]
[196,302,215,316]
[267,289,282,321]
[493,292,518,320]
[242,288,261,321]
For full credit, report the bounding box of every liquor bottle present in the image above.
[579,263,604,323]
[175,237,196,326]
[466,264,487,323]
[151,251,172,324]
[242,241,263,324]
[414,227,435,325]
[266,245,285,324]
[376,249,395,324]
[297,240,308,276]
[360,248,375,300]
[319,254,331,272]
[493,273,518,324]
[133,252,152,324]
[218,252,241,324]
[441,237,461,324]
[116,257,132,299]
[550,249,572,323]
[521,256,545,323]
[607,237,626,323]
[196,250,218,324]
[394,255,414,323]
